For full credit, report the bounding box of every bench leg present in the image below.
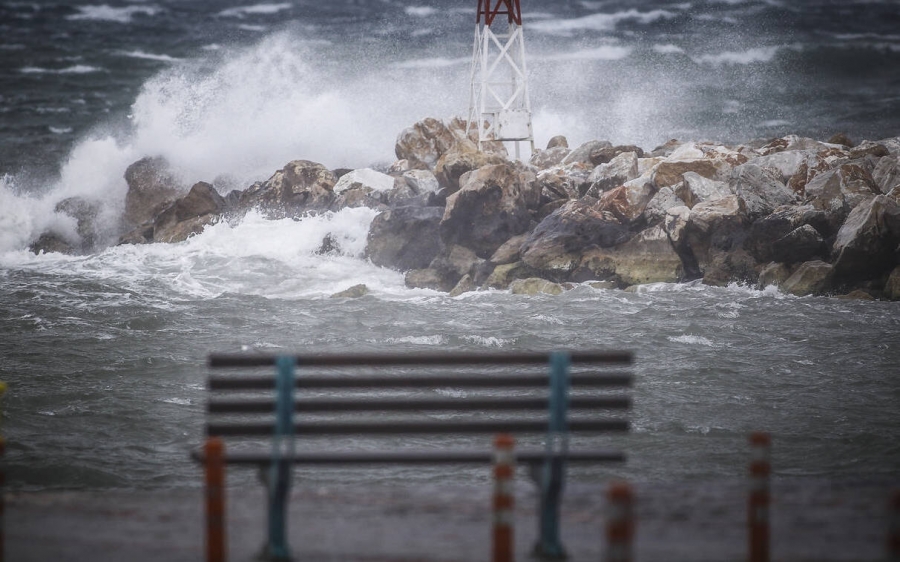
[264,460,292,561]
[531,457,567,560]
[205,438,226,562]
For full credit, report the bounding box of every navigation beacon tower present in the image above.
[466,0,534,159]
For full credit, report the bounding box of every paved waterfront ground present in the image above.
[8,478,894,562]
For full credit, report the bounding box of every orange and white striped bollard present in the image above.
[605,481,634,562]
[890,489,900,562]
[205,437,226,562]
[493,434,515,562]
[749,432,771,562]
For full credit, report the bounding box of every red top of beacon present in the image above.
[476,0,523,26]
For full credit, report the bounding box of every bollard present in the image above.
[890,490,900,562]
[605,481,634,562]
[205,437,226,562]
[0,381,6,562]
[748,432,771,562]
[493,434,516,562]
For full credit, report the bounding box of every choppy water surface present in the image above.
[1,214,898,490]
[0,0,898,491]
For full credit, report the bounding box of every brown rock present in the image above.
[884,266,900,300]
[827,133,855,148]
[546,135,569,149]
[440,163,537,258]
[395,118,457,171]
[434,139,508,192]
[240,160,336,218]
[123,157,181,228]
[597,180,656,223]
[652,160,719,189]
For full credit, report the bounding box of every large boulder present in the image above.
[240,160,336,218]
[641,186,686,226]
[674,172,731,209]
[804,163,880,230]
[509,278,565,296]
[729,163,798,219]
[536,163,592,202]
[427,245,484,291]
[331,168,396,211]
[333,168,395,195]
[831,195,900,282]
[873,155,900,194]
[596,179,657,223]
[365,206,443,271]
[440,163,538,258]
[123,157,181,228]
[402,169,440,194]
[434,139,508,192]
[530,146,570,170]
[126,182,225,244]
[520,199,632,278]
[395,118,457,171]
[771,224,827,265]
[781,260,834,296]
[683,195,756,285]
[483,260,541,290]
[575,225,684,286]
[744,205,831,263]
[562,140,611,166]
[584,151,639,196]
[652,159,720,189]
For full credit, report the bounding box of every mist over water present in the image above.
[1,0,899,491]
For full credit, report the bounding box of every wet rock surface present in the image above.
[46,120,899,298]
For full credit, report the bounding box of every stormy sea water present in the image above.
[1,0,899,493]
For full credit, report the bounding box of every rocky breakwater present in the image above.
[28,117,900,299]
[375,121,900,299]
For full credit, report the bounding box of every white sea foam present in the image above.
[652,44,685,55]
[529,9,678,36]
[463,335,510,348]
[404,6,437,17]
[538,46,633,62]
[66,5,160,23]
[20,65,104,74]
[0,208,408,299]
[667,334,717,347]
[118,50,182,63]
[392,57,469,69]
[218,3,292,18]
[691,46,780,66]
[1,31,468,253]
[385,335,447,346]
[49,127,73,134]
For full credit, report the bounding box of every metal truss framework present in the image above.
[466,0,534,158]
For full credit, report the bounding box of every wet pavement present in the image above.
[7,478,894,561]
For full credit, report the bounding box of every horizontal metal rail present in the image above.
[191,448,626,465]
[209,372,633,391]
[208,350,633,369]
[208,396,632,414]
[207,419,629,437]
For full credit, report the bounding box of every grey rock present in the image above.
[781,260,834,296]
[730,163,798,219]
[330,284,369,298]
[831,195,900,282]
[772,224,827,265]
[562,140,612,166]
[675,172,731,209]
[365,206,443,271]
[585,151,639,196]
[440,163,538,258]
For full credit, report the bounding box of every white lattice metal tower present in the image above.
[466,0,534,159]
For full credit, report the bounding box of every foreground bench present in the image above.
[193,350,633,561]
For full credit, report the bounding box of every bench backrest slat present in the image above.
[207,418,630,437]
[209,372,633,390]
[208,396,631,414]
[208,350,633,368]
